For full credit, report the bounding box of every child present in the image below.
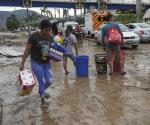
[63,25,78,75]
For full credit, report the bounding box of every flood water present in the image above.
[0,38,150,125]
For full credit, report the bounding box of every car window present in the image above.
[79,24,85,28]
[137,23,150,28]
[66,24,77,27]
[128,24,135,29]
[64,22,78,28]
[119,24,129,32]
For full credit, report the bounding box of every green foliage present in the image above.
[21,12,40,28]
[6,14,20,31]
[113,13,144,24]
[113,14,136,24]
[139,12,144,20]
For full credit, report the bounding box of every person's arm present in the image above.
[72,35,78,55]
[117,24,123,48]
[102,34,105,47]
[73,42,78,55]
[116,24,123,43]
[101,28,106,51]
[20,43,32,71]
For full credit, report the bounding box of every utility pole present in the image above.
[98,0,101,10]
[98,0,104,10]
[23,0,32,36]
[136,0,141,23]
[74,8,77,20]
[27,6,30,36]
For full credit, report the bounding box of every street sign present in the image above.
[23,0,32,8]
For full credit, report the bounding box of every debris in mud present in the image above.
[0,32,27,46]
[0,46,23,57]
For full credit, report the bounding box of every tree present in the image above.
[6,14,20,31]
[113,14,136,24]
[21,12,40,28]
[40,6,53,18]
[30,12,40,27]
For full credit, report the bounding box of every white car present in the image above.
[79,24,86,36]
[55,21,79,33]
[127,23,150,42]
[64,21,78,30]
[94,23,140,49]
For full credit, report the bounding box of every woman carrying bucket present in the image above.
[20,19,54,105]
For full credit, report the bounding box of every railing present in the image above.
[32,0,98,2]
[108,0,149,4]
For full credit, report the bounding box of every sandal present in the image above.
[120,71,126,75]
[45,93,50,99]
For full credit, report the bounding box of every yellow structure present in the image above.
[85,10,110,36]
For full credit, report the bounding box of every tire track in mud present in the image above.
[123,85,150,91]
[126,52,150,59]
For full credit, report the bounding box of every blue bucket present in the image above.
[75,55,89,77]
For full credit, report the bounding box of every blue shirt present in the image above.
[101,22,121,48]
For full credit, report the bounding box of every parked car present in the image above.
[94,23,140,49]
[127,23,150,42]
[64,21,78,30]
[79,24,86,37]
[79,24,89,36]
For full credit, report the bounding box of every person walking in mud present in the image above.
[101,13,125,75]
[20,19,53,105]
[63,25,78,75]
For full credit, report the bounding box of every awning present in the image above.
[143,8,150,19]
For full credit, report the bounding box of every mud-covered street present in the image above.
[0,33,150,125]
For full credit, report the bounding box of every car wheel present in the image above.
[132,45,138,49]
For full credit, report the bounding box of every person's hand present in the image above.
[76,52,78,56]
[19,64,24,71]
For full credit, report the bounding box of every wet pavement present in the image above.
[0,38,150,125]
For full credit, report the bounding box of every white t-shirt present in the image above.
[64,33,77,51]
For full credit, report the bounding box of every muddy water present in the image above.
[0,39,150,125]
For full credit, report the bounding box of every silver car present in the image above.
[94,23,140,49]
[127,23,150,42]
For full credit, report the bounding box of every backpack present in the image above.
[107,24,122,45]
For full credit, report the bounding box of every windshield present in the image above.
[137,23,150,28]
[65,22,78,28]
[119,24,129,32]
[69,24,78,27]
